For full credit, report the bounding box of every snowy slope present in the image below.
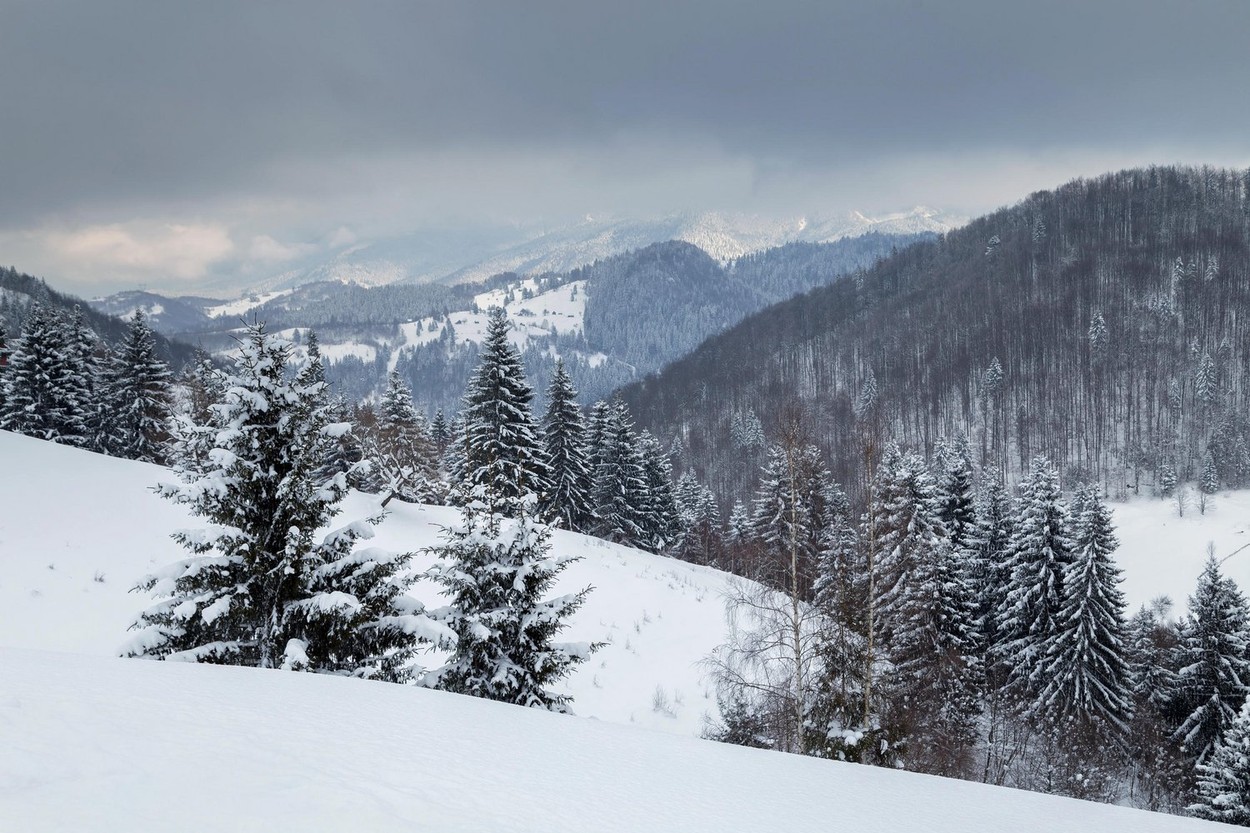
[0,430,730,736]
[0,647,1218,833]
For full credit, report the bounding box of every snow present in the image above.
[0,647,1217,832]
[0,430,1237,831]
[0,430,731,736]
[205,289,293,319]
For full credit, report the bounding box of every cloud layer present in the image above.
[2,0,1248,293]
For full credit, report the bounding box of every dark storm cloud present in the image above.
[2,0,1248,223]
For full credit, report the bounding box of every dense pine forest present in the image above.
[623,166,1250,508]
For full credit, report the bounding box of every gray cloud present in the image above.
[2,0,1248,291]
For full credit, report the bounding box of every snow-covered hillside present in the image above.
[1,647,1217,833]
[0,430,730,736]
[1,431,1244,831]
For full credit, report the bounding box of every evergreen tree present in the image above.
[431,409,451,456]
[428,494,598,711]
[101,309,173,463]
[367,371,440,503]
[0,303,90,446]
[933,434,977,553]
[124,323,435,680]
[636,429,682,552]
[1033,485,1132,731]
[591,398,648,546]
[1202,451,1221,495]
[726,500,752,547]
[1191,694,1250,826]
[999,456,1073,694]
[750,442,830,593]
[1171,556,1250,763]
[540,359,594,531]
[458,307,551,513]
[869,446,980,775]
[967,475,1014,670]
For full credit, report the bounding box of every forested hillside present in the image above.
[623,166,1250,506]
[1,267,198,368]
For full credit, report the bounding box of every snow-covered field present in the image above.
[0,430,1242,831]
[0,430,729,736]
[0,646,1216,833]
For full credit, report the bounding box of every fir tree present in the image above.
[124,323,437,680]
[591,398,648,546]
[101,309,173,463]
[999,456,1073,694]
[458,307,551,514]
[1171,556,1250,763]
[540,359,594,532]
[0,303,90,446]
[431,409,451,456]
[750,442,830,593]
[367,371,440,504]
[636,430,682,553]
[1033,485,1132,731]
[1202,451,1221,495]
[1190,694,1250,826]
[869,446,980,775]
[428,493,598,711]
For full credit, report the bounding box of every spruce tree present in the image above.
[428,493,598,711]
[1191,694,1250,825]
[999,456,1073,694]
[101,309,173,463]
[1171,556,1250,763]
[1033,485,1132,731]
[540,359,595,531]
[367,371,440,504]
[750,442,830,593]
[637,429,682,553]
[458,307,551,514]
[591,398,648,546]
[869,447,980,775]
[124,323,435,680]
[0,303,90,446]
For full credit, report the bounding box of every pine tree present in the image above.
[1171,556,1250,763]
[101,309,173,463]
[124,323,436,680]
[1191,694,1250,825]
[999,456,1073,695]
[458,307,551,514]
[1033,485,1132,731]
[0,303,90,446]
[428,494,598,711]
[540,359,594,532]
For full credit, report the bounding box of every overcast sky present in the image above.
[2,0,1248,294]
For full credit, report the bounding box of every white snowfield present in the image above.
[0,647,1219,833]
[0,430,1241,831]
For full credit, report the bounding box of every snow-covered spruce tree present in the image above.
[806,480,872,761]
[1170,555,1250,764]
[1191,694,1250,825]
[933,434,977,554]
[125,323,439,680]
[1124,598,1188,813]
[1033,485,1132,732]
[750,441,830,593]
[100,309,173,464]
[427,492,598,711]
[1202,451,1221,495]
[673,471,722,565]
[637,430,683,553]
[365,371,440,504]
[869,447,980,776]
[457,307,551,514]
[0,303,91,446]
[999,456,1073,696]
[591,398,648,546]
[64,306,108,451]
[540,359,595,532]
